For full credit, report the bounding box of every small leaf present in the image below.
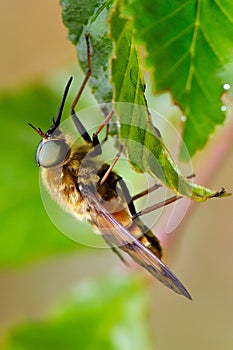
[123,0,233,158]
[110,0,230,200]
[3,276,153,350]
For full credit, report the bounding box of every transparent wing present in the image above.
[82,186,192,300]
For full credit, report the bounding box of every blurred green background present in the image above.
[0,1,233,349]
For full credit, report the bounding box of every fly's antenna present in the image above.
[28,77,73,139]
[28,123,47,139]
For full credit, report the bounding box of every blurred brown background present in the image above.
[0,1,233,349]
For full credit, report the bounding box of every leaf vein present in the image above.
[199,26,224,63]
[193,70,215,105]
[213,0,233,24]
[185,0,201,98]
[155,23,193,56]
[159,51,189,84]
[141,0,193,35]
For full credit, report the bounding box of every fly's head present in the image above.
[29,77,73,168]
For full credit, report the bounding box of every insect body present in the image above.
[29,35,191,300]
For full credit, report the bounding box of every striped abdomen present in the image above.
[113,208,162,259]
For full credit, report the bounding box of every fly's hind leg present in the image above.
[132,183,162,201]
[132,174,195,202]
[129,173,196,218]
[132,195,182,219]
[119,178,183,220]
[102,235,128,265]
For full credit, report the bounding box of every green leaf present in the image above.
[61,0,114,111]
[0,84,91,267]
[3,276,153,350]
[109,1,229,201]
[123,0,233,158]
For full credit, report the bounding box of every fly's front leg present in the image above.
[71,34,92,144]
[71,33,114,155]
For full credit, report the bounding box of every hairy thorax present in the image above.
[41,142,94,220]
[40,141,124,222]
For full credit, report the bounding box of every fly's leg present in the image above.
[99,162,188,218]
[99,143,123,186]
[102,122,110,144]
[71,34,92,113]
[91,110,115,156]
[132,174,195,202]
[129,182,183,219]
[132,183,162,201]
[92,110,114,147]
[70,34,93,144]
[95,142,137,215]
[102,235,128,265]
[129,174,195,218]
[132,196,182,219]
[71,33,114,154]
[120,179,182,219]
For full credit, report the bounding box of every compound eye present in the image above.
[36,139,70,168]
